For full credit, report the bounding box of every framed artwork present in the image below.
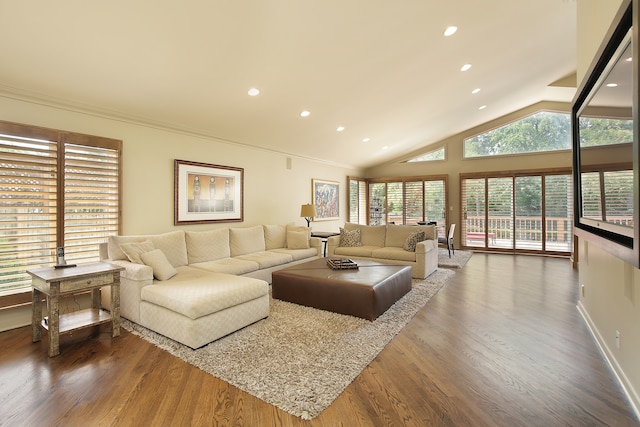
[174,159,244,224]
[312,179,339,221]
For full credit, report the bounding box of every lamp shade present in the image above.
[300,204,317,218]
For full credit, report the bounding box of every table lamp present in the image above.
[300,204,317,227]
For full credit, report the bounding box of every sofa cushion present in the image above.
[403,231,426,252]
[140,249,178,281]
[119,240,155,264]
[190,258,260,275]
[333,245,375,257]
[108,235,148,261]
[108,231,188,267]
[344,223,386,247]
[287,230,310,249]
[263,224,287,250]
[148,231,189,267]
[185,228,230,263]
[230,225,266,257]
[339,228,362,247]
[236,251,293,269]
[372,247,417,262]
[141,273,268,320]
[385,225,422,248]
[285,224,311,245]
[270,247,318,261]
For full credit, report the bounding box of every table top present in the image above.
[26,261,123,282]
[311,231,340,238]
[272,258,411,284]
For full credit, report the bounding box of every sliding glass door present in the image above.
[461,172,572,254]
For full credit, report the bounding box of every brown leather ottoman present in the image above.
[271,258,412,321]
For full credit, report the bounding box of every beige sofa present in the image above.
[326,223,438,279]
[100,224,321,348]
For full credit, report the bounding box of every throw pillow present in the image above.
[403,231,426,252]
[339,227,362,247]
[140,249,177,281]
[119,240,155,264]
[286,230,310,249]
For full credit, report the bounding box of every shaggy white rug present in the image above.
[438,248,473,269]
[121,268,455,420]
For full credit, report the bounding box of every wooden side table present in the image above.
[28,261,124,357]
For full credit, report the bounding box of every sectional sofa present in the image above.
[326,223,438,279]
[100,224,321,348]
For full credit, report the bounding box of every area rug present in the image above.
[438,248,472,269]
[121,268,454,420]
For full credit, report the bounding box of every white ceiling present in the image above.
[0,1,577,169]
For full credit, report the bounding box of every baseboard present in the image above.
[577,301,640,420]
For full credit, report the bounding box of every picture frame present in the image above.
[174,159,244,224]
[312,179,339,221]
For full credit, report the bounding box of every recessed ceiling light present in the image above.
[606,83,618,87]
[472,88,481,94]
[300,110,311,117]
[336,126,345,132]
[362,138,370,143]
[479,105,487,110]
[461,64,472,72]
[247,88,260,96]
[444,26,458,36]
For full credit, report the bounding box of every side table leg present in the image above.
[91,288,101,309]
[32,289,42,343]
[111,281,121,337]
[48,295,60,357]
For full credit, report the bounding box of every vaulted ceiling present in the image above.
[0,1,576,169]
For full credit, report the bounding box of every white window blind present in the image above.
[461,172,572,253]
[0,122,121,296]
[63,143,120,264]
[404,181,423,225]
[348,177,367,224]
[0,133,58,294]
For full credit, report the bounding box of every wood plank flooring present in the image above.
[1,253,638,426]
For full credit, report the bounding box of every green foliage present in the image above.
[465,111,571,157]
[578,117,633,147]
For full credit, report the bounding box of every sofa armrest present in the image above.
[309,237,323,258]
[326,235,341,257]
[413,239,438,279]
[101,259,153,323]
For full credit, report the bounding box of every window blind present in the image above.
[0,122,121,296]
[63,143,120,263]
[0,133,58,294]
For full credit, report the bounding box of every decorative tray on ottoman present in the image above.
[326,258,359,270]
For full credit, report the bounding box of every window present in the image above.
[464,111,571,158]
[461,170,572,254]
[406,147,445,162]
[369,183,386,225]
[580,166,633,227]
[355,176,447,233]
[0,121,121,296]
[348,177,367,224]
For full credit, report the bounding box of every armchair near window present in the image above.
[438,224,455,258]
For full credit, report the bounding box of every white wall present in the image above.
[575,0,640,417]
[0,94,360,331]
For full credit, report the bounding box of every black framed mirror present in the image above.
[572,0,639,266]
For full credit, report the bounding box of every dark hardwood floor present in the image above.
[1,253,638,426]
